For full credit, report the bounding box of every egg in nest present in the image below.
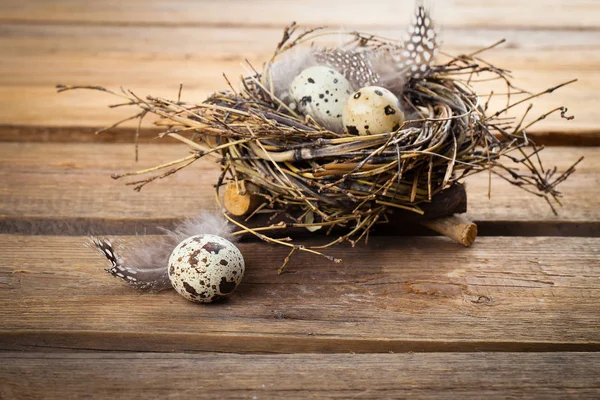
[168,234,245,303]
[343,86,405,136]
[289,66,354,133]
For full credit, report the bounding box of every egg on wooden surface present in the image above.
[288,66,354,132]
[343,86,405,136]
[168,234,245,303]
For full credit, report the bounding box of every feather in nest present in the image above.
[263,1,438,120]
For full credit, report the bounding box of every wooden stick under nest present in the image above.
[223,180,263,217]
[421,214,477,247]
[223,181,478,247]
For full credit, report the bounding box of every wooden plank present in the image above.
[1,0,599,30]
[0,144,597,235]
[1,235,599,353]
[0,23,597,134]
[1,352,599,399]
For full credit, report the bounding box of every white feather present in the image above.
[263,47,319,101]
[162,209,235,243]
[369,49,409,97]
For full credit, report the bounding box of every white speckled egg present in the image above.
[289,66,354,132]
[168,234,244,303]
[343,86,405,136]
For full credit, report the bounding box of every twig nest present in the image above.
[343,86,404,135]
[289,66,354,132]
[168,234,245,303]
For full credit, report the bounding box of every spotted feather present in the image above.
[397,2,438,79]
[315,49,380,88]
[89,238,140,284]
[317,3,438,97]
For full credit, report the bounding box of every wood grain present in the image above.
[2,0,600,29]
[1,235,599,353]
[1,352,599,399]
[0,23,597,133]
[1,0,598,396]
[0,144,596,235]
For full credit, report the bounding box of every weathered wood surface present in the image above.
[2,0,599,29]
[0,4,598,134]
[2,352,600,399]
[1,144,596,235]
[1,0,599,397]
[1,234,599,353]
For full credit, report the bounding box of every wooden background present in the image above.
[1,0,599,398]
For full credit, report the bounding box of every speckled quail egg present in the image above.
[168,234,245,304]
[343,86,405,136]
[289,66,354,132]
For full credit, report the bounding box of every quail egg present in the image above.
[168,234,245,303]
[343,86,405,136]
[289,66,354,132]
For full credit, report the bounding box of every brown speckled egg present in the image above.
[343,86,404,136]
[168,234,244,303]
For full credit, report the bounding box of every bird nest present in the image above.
[58,23,579,266]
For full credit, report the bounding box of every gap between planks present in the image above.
[1,217,599,237]
[3,332,600,354]
[2,125,599,146]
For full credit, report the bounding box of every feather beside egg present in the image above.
[371,4,438,95]
[264,2,437,109]
[314,49,379,89]
[89,211,235,292]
